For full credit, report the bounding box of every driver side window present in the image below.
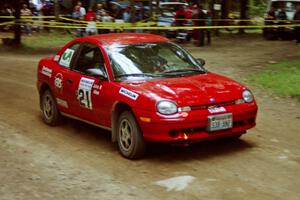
[73,43,106,75]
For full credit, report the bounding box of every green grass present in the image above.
[248,60,300,101]
[0,31,74,54]
[22,31,74,49]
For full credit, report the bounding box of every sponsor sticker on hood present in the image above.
[119,87,139,100]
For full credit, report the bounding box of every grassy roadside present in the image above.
[0,31,74,54]
[248,60,300,101]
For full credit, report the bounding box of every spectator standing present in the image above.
[41,0,53,32]
[96,3,106,21]
[111,4,122,20]
[277,5,287,39]
[20,4,32,36]
[123,6,131,32]
[96,3,106,34]
[175,6,186,26]
[175,6,188,42]
[293,5,300,45]
[72,5,84,37]
[0,4,14,31]
[123,6,131,23]
[77,1,86,18]
[137,2,146,21]
[197,5,206,47]
[85,8,97,35]
[102,11,114,33]
[206,10,212,45]
[192,4,199,41]
[267,6,276,21]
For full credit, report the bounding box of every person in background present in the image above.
[293,4,300,45]
[72,5,84,37]
[41,0,53,32]
[123,6,131,23]
[197,5,206,47]
[77,1,86,18]
[29,0,39,16]
[175,5,186,26]
[85,7,97,35]
[267,6,276,21]
[96,3,106,21]
[123,6,131,32]
[111,3,122,20]
[277,4,287,39]
[96,3,106,34]
[20,4,32,36]
[102,11,114,33]
[191,3,199,42]
[0,4,14,31]
[206,10,212,45]
[137,2,145,21]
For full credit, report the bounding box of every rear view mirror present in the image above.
[196,58,206,66]
[86,68,107,80]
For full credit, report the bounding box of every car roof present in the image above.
[83,33,170,46]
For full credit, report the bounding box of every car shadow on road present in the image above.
[59,117,256,161]
[144,138,256,162]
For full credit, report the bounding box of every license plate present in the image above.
[207,113,233,131]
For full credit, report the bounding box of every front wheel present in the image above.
[117,111,146,159]
[41,90,62,126]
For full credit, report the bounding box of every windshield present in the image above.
[107,42,206,81]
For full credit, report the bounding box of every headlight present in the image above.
[242,90,254,103]
[157,101,178,115]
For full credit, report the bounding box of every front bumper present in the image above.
[135,102,258,142]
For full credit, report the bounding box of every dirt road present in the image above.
[0,35,300,200]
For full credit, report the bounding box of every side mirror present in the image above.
[86,68,107,80]
[196,58,206,66]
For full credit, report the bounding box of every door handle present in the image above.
[66,79,73,84]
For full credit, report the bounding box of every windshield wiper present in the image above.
[162,68,206,74]
[114,73,161,78]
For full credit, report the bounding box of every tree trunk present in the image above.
[239,0,248,34]
[13,0,21,45]
[54,0,60,21]
[221,0,232,21]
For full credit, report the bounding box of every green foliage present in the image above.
[248,0,268,17]
[248,60,300,101]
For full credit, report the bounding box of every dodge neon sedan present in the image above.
[37,33,258,159]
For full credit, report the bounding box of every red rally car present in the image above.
[37,33,258,159]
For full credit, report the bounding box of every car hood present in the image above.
[119,72,246,106]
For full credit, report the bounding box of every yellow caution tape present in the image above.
[0,21,14,26]
[2,15,300,23]
[12,22,300,30]
[2,15,300,30]
[0,16,56,19]
[0,16,14,19]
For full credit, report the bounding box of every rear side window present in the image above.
[59,43,80,68]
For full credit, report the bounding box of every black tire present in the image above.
[41,90,62,126]
[117,111,146,159]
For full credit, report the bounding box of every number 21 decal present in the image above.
[77,77,95,109]
[78,89,91,108]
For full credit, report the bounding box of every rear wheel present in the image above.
[117,111,146,159]
[41,90,62,126]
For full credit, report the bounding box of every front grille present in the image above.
[190,100,236,110]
